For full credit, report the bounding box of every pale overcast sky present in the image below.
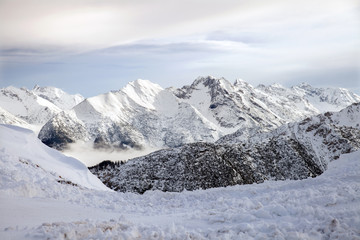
[0,0,359,96]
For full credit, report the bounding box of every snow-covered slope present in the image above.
[90,103,360,193]
[0,86,61,125]
[0,106,30,128]
[0,124,108,191]
[0,85,84,127]
[1,143,359,239]
[32,85,84,110]
[39,77,360,159]
[292,82,360,112]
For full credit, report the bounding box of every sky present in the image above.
[0,0,359,97]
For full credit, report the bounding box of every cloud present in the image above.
[1,0,356,49]
[62,141,160,167]
[0,0,359,95]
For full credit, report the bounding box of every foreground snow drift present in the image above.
[0,125,359,239]
[0,124,108,192]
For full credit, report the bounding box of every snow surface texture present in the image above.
[0,125,359,239]
[0,124,108,192]
[90,103,360,193]
[0,85,84,132]
[38,77,360,157]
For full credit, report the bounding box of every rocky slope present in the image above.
[39,76,360,151]
[89,103,360,193]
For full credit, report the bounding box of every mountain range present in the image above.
[0,85,84,131]
[29,76,360,154]
[1,77,359,238]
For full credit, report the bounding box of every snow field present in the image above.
[1,139,359,239]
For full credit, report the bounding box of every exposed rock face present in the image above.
[89,103,360,194]
[38,111,88,150]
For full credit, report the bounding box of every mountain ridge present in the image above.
[37,77,360,163]
[90,102,360,193]
[0,85,84,130]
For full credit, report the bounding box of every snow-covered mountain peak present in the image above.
[233,78,255,93]
[3,85,32,97]
[296,82,313,90]
[31,85,84,110]
[291,84,360,112]
[37,77,360,165]
[270,83,285,88]
[233,78,250,87]
[258,82,287,93]
[33,85,69,100]
[192,75,217,85]
[174,76,235,101]
[123,79,163,92]
[192,76,232,90]
[0,86,61,125]
[328,102,360,128]
[118,79,164,110]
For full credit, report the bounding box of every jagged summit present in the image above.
[37,76,360,163]
[119,79,164,109]
[233,78,250,87]
[291,83,360,112]
[296,82,312,89]
[191,76,228,87]
[2,76,358,166]
[184,75,232,90]
[32,85,84,110]
[0,86,61,125]
[0,85,84,133]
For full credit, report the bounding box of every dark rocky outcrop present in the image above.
[90,103,360,194]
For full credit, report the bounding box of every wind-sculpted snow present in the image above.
[38,76,360,157]
[90,103,360,193]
